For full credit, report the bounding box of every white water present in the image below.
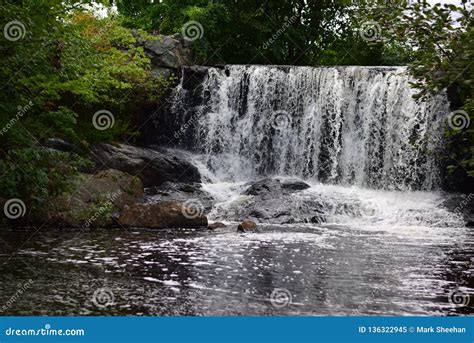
[172,65,449,190]
[201,180,464,228]
[169,65,462,230]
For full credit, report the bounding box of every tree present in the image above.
[114,0,407,66]
[367,0,473,189]
[0,0,170,211]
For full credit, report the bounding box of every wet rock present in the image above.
[237,219,257,232]
[243,178,310,197]
[233,177,323,224]
[145,181,214,212]
[117,201,207,229]
[91,143,201,187]
[208,222,227,230]
[281,180,311,191]
[442,194,474,227]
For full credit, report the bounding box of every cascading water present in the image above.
[170,65,449,191]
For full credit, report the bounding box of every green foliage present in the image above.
[368,0,473,180]
[115,0,409,66]
[0,148,92,212]
[0,0,172,214]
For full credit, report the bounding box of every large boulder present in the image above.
[91,143,201,188]
[207,177,324,225]
[243,178,310,197]
[44,169,144,227]
[133,32,193,80]
[117,201,207,229]
[142,33,193,69]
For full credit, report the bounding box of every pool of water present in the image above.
[0,218,472,315]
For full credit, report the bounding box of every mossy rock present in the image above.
[41,169,144,228]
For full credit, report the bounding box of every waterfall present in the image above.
[168,65,449,190]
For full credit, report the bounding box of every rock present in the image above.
[243,178,310,197]
[91,143,201,187]
[145,181,214,212]
[281,180,311,191]
[442,193,474,227]
[137,66,210,147]
[44,138,74,152]
[137,33,193,70]
[151,67,174,80]
[208,222,227,230]
[44,169,144,228]
[237,219,257,232]
[226,177,321,224]
[117,201,207,229]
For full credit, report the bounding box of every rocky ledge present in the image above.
[29,142,210,230]
[91,143,201,187]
